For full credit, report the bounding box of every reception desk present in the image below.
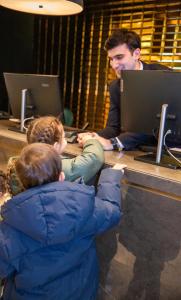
[0,120,181,300]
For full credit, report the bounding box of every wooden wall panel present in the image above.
[33,0,181,130]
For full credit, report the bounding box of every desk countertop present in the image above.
[0,120,180,197]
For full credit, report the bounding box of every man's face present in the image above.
[108,43,141,77]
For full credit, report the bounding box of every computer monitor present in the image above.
[120,70,181,168]
[4,73,64,131]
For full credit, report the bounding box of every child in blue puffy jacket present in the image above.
[0,143,125,300]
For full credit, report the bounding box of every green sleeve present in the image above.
[62,139,104,183]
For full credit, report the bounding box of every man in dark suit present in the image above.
[79,29,169,151]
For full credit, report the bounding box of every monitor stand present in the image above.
[8,89,31,134]
[134,104,181,169]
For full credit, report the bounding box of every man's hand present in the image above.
[79,132,114,151]
[78,132,115,151]
[91,133,113,151]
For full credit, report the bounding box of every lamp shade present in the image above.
[0,0,83,15]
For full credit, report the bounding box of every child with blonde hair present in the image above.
[7,116,104,196]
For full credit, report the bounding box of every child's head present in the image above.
[27,116,67,154]
[16,143,64,189]
[0,170,7,197]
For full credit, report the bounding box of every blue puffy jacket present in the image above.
[0,168,123,300]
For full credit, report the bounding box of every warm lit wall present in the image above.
[33,0,181,130]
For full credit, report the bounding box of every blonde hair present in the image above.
[27,116,64,145]
[0,170,7,195]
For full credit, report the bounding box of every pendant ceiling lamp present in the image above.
[0,0,83,15]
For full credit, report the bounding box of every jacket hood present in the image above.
[1,181,95,245]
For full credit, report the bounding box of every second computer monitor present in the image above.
[120,70,181,146]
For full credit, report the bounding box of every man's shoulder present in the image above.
[109,79,120,94]
[109,79,120,87]
[142,61,170,70]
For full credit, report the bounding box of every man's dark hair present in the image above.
[104,28,141,52]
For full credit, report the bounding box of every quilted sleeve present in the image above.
[81,168,123,236]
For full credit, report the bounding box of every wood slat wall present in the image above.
[33,0,181,130]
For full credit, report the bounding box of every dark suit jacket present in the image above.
[98,61,170,150]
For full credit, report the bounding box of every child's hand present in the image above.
[112,163,127,170]
[77,132,94,147]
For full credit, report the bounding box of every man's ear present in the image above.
[59,171,65,182]
[133,48,141,59]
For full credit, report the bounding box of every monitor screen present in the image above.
[3,73,64,121]
[120,70,181,147]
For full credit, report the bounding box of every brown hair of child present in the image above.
[16,143,62,189]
